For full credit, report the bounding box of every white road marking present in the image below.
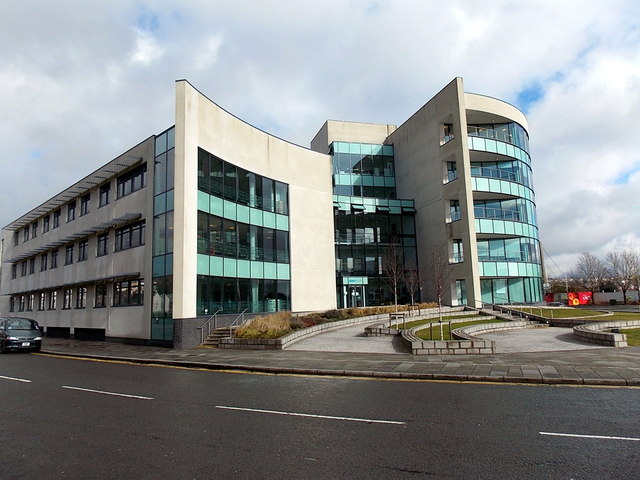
[0,375,32,383]
[62,386,153,400]
[540,431,640,442]
[216,405,405,425]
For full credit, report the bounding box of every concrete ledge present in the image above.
[452,321,530,340]
[573,320,640,347]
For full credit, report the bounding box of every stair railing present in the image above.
[198,309,222,344]
[228,309,249,338]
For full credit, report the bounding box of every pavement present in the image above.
[38,325,640,386]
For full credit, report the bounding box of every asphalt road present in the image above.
[2,353,639,479]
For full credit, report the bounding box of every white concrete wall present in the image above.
[173,81,336,318]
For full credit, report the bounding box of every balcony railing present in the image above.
[471,166,519,183]
[474,207,522,222]
[468,126,513,144]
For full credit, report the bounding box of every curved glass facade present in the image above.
[195,148,291,314]
[468,121,542,304]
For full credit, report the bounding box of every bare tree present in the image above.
[573,252,608,303]
[404,260,420,312]
[383,244,405,313]
[606,246,640,304]
[429,243,450,308]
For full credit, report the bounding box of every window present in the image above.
[48,291,57,310]
[445,161,458,183]
[97,233,109,256]
[63,288,72,309]
[76,287,86,309]
[21,261,27,277]
[80,194,90,216]
[43,215,50,233]
[27,294,34,311]
[29,257,35,275]
[23,227,29,242]
[19,295,25,312]
[10,297,15,312]
[449,200,461,222]
[53,209,60,228]
[51,250,58,269]
[95,284,107,308]
[38,293,46,311]
[40,254,48,272]
[31,221,38,238]
[11,264,17,279]
[99,183,110,207]
[115,221,145,251]
[452,239,464,263]
[65,245,74,265]
[441,123,454,145]
[117,163,147,198]
[67,201,76,222]
[13,232,19,246]
[113,279,144,306]
[78,239,88,262]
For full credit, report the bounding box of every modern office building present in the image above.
[0,77,543,347]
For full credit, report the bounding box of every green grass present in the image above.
[623,328,640,346]
[391,314,484,330]
[513,307,640,321]
[415,319,504,341]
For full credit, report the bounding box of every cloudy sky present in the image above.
[1,0,639,277]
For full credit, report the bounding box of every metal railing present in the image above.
[228,308,249,338]
[198,309,222,344]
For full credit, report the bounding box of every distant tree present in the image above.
[605,246,640,304]
[404,260,420,308]
[382,244,405,313]
[572,252,608,302]
[429,243,450,307]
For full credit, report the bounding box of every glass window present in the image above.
[113,279,144,306]
[223,163,237,202]
[275,230,289,263]
[63,288,73,309]
[40,254,47,272]
[65,245,74,265]
[198,149,209,193]
[67,201,76,222]
[53,210,60,228]
[11,263,17,279]
[51,250,58,269]
[48,291,57,310]
[95,284,107,308]
[115,221,145,251]
[29,257,35,274]
[23,227,29,242]
[80,194,90,216]
[117,163,147,198]
[38,293,46,311]
[210,156,223,197]
[275,182,288,215]
[97,233,108,257]
[262,177,274,212]
[237,168,250,206]
[99,183,110,207]
[76,287,86,309]
[31,222,38,238]
[43,215,50,233]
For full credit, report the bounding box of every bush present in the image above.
[236,311,292,339]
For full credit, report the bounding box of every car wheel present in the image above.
[32,346,41,353]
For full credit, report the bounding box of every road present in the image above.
[2,353,639,479]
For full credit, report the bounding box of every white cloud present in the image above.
[0,0,638,280]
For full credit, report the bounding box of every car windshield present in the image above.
[6,319,37,330]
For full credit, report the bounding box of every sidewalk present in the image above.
[40,338,640,387]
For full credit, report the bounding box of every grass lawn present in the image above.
[415,319,504,341]
[622,328,640,346]
[391,314,486,330]
[513,307,640,321]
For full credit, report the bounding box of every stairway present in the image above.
[203,327,237,347]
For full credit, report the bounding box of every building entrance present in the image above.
[343,285,365,308]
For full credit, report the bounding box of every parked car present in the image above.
[0,317,42,353]
[547,301,566,307]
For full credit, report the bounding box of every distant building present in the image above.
[1,78,542,347]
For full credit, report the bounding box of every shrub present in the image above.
[236,311,292,339]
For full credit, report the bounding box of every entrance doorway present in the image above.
[343,285,365,308]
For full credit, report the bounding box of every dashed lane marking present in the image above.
[540,431,640,442]
[0,375,32,383]
[62,385,153,400]
[216,405,405,425]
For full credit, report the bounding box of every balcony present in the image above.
[474,206,522,222]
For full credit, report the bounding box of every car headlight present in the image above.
[7,336,19,340]
[34,337,42,341]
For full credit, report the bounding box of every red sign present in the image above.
[567,292,592,305]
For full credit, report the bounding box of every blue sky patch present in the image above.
[614,164,640,184]
[516,83,544,113]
